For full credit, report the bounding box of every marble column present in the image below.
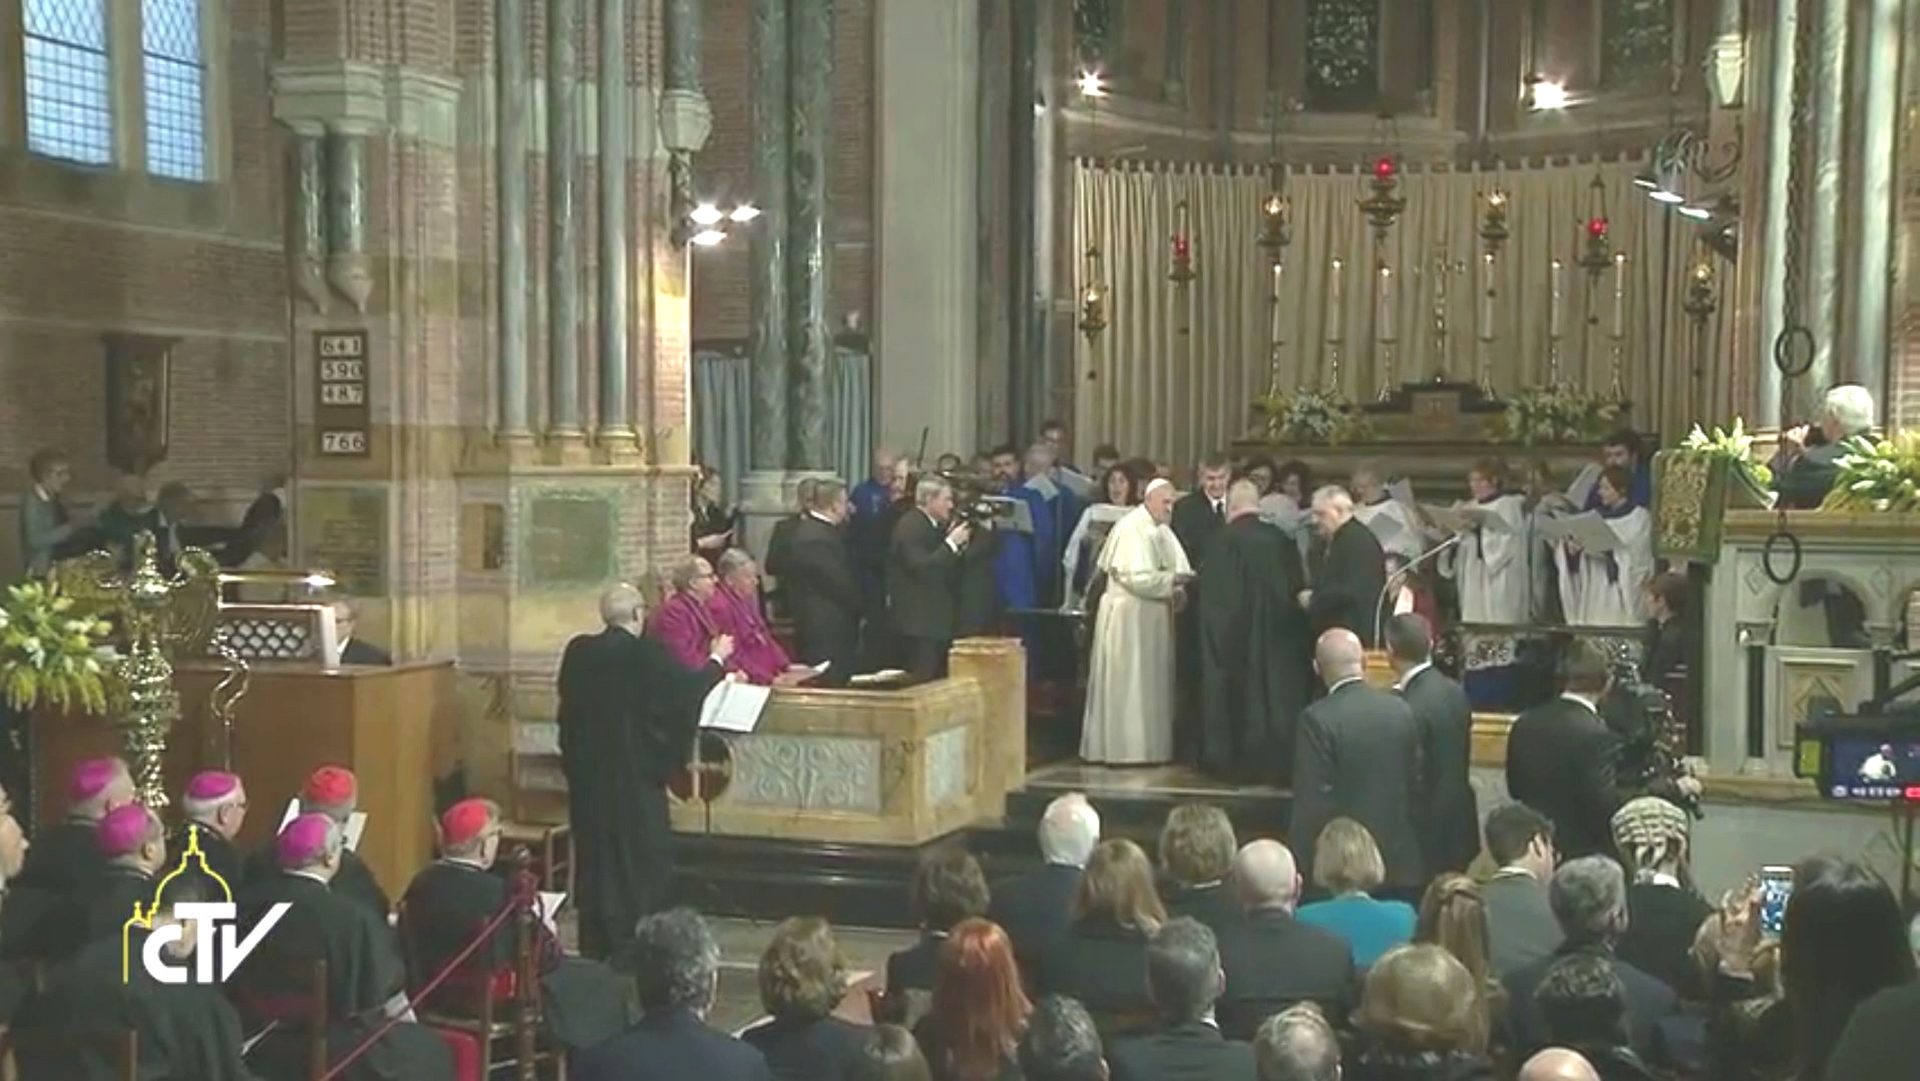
[748,0,790,472]
[496,0,532,441]
[1845,0,1900,397]
[288,122,328,312]
[787,0,834,471]
[547,0,584,442]
[325,125,372,312]
[1755,0,1800,427]
[1801,0,1847,407]
[1008,0,1039,443]
[597,0,633,445]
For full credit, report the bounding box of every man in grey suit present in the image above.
[19,448,81,579]
[1388,614,1479,876]
[1289,629,1424,891]
[1481,802,1564,977]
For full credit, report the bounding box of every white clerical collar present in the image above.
[922,509,941,528]
[1327,675,1365,695]
[1493,865,1538,882]
[1395,661,1433,690]
[1644,871,1682,889]
[32,484,51,503]
[289,869,332,886]
[1560,692,1600,714]
[807,511,837,525]
[439,855,491,872]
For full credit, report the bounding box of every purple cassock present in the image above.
[706,585,792,685]
[648,590,725,673]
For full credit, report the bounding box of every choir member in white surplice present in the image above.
[1081,479,1194,764]
[1350,464,1423,564]
[1553,466,1654,626]
[1437,460,1529,625]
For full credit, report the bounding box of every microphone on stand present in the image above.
[1374,533,1463,647]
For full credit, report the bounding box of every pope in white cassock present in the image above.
[1554,466,1654,626]
[1441,462,1530,624]
[1081,478,1193,764]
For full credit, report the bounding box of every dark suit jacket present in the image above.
[1504,941,1678,1061]
[1825,978,1920,1081]
[987,862,1081,985]
[1038,916,1156,1035]
[887,510,960,641]
[1308,518,1388,645]
[780,515,864,678]
[1162,881,1244,942]
[1617,881,1712,1001]
[1215,906,1358,1040]
[1773,440,1848,510]
[1291,680,1425,890]
[1170,492,1224,573]
[884,932,945,994]
[339,638,392,666]
[1480,871,1563,978]
[1504,696,1629,861]
[763,513,803,580]
[739,1014,869,1081]
[574,1008,771,1081]
[1110,1020,1258,1081]
[1400,667,1480,876]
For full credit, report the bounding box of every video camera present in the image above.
[937,468,1029,532]
[1604,656,1701,817]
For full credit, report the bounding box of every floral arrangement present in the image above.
[1680,417,1773,491]
[1823,430,1920,513]
[1255,389,1372,445]
[0,581,114,714]
[1502,385,1624,445]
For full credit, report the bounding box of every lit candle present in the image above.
[1549,259,1564,339]
[1329,258,1345,341]
[1479,252,1496,340]
[1270,261,1284,340]
[1610,252,1627,338]
[1378,265,1396,343]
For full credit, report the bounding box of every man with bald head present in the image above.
[1519,1048,1601,1081]
[557,584,734,959]
[1299,486,1387,646]
[1216,840,1356,1040]
[1290,630,1425,891]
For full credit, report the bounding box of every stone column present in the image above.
[749,0,791,474]
[288,122,328,313]
[597,0,634,446]
[1008,0,1039,444]
[1755,0,1800,427]
[325,125,372,312]
[496,0,532,441]
[660,0,710,460]
[547,0,584,444]
[1845,0,1900,397]
[1801,0,1847,408]
[787,0,834,471]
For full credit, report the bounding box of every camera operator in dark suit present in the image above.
[888,476,971,682]
[778,478,864,687]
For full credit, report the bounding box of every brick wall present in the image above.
[691,0,874,343]
[0,0,289,497]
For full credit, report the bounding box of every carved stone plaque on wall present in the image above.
[299,485,388,596]
[520,493,614,589]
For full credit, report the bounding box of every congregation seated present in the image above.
[574,908,771,1081]
[1479,803,1565,978]
[988,793,1098,987]
[1156,803,1243,942]
[1037,839,1163,1037]
[1348,944,1497,1080]
[170,769,250,892]
[398,797,628,1051]
[1414,875,1507,1055]
[740,917,870,1081]
[1608,797,1711,1000]
[1252,1003,1343,1081]
[245,765,391,921]
[86,803,167,941]
[1018,995,1107,1081]
[1518,1049,1603,1081]
[1215,839,1357,1041]
[911,918,1027,1081]
[1533,952,1658,1081]
[1296,818,1417,971]
[886,846,990,999]
[1107,917,1257,1081]
[15,756,132,900]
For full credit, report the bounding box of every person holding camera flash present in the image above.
[888,476,973,683]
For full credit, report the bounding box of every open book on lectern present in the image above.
[699,680,772,734]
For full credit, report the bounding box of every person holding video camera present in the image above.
[889,476,971,682]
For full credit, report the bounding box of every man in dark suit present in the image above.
[1171,458,1232,764]
[1216,840,1356,1041]
[761,478,817,593]
[888,477,971,682]
[1170,455,1231,574]
[1110,918,1257,1081]
[574,908,771,1081]
[1020,995,1109,1081]
[557,586,731,959]
[1506,640,1630,862]
[1387,614,1479,876]
[776,478,864,685]
[1480,802,1565,978]
[1773,383,1874,509]
[1503,856,1679,1062]
[1290,629,1425,891]
[1301,486,1387,646]
[332,598,393,666]
[988,793,1100,985]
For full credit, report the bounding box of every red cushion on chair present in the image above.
[431,965,519,1014]
[426,1025,485,1081]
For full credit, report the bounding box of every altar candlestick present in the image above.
[1269,261,1284,341]
[1610,253,1627,338]
[1549,259,1565,339]
[1479,252,1496,340]
[1378,265,1396,342]
[1329,258,1345,341]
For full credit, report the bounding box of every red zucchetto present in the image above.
[438,798,497,849]
[301,765,357,806]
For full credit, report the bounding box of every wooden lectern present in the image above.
[32,660,453,898]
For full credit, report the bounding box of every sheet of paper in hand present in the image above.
[1536,511,1622,551]
[278,800,368,851]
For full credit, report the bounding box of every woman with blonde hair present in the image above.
[1415,875,1505,1054]
[913,919,1028,1081]
[742,917,868,1081]
[1157,803,1239,938]
[1352,944,1496,1080]
[1040,838,1166,1036]
[1298,818,1416,969]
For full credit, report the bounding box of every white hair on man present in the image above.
[1226,478,1262,515]
[1822,383,1876,437]
[916,476,952,507]
[715,548,756,579]
[1235,839,1301,910]
[600,583,646,629]
[666,555,710,593]
[1310,485,1353,513]
[1037,793,1101,867]
[1254,1003,1341,1081]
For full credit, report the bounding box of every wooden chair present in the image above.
[229,957,330,1081]
[506,721,576,896]
[2,1025,137,1081]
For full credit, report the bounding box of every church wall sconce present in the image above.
[1079,245,1109,342]
[1479,189,1509,253]
[1257,189,1292,259]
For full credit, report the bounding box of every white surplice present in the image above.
[1554,506,1653,626]
[1441,494,1529,624]
[1354,497,1422,562]
[1080,505,1193,764]
[1061,503,1130,609]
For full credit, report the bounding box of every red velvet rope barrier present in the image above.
[316,868,539,1081]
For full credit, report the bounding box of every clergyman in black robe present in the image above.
[557,586,727,960]
[1305,491,1389,647]
[1171,458,1232,762]
[1198,482,1312,780]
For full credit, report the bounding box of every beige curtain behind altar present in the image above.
[1072,158,1739,468]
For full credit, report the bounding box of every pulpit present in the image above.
[33,659,455,897]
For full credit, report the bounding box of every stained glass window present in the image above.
[1603,0,1674,89]
[22,0,114,166]
[142,0,206,180]
[1305,0,1380,113]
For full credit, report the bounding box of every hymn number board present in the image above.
[315,330,371,457]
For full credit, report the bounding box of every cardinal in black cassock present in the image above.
[557,589,727,960]
[233,814,453,1081]
[400,798,631,1050]
[15,879,257,1081]
[1197,482,1313,780]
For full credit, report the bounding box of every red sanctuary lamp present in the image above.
[1373,155,1397,180]
[1359,154,1406,243]
[1580,213,1614,274]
